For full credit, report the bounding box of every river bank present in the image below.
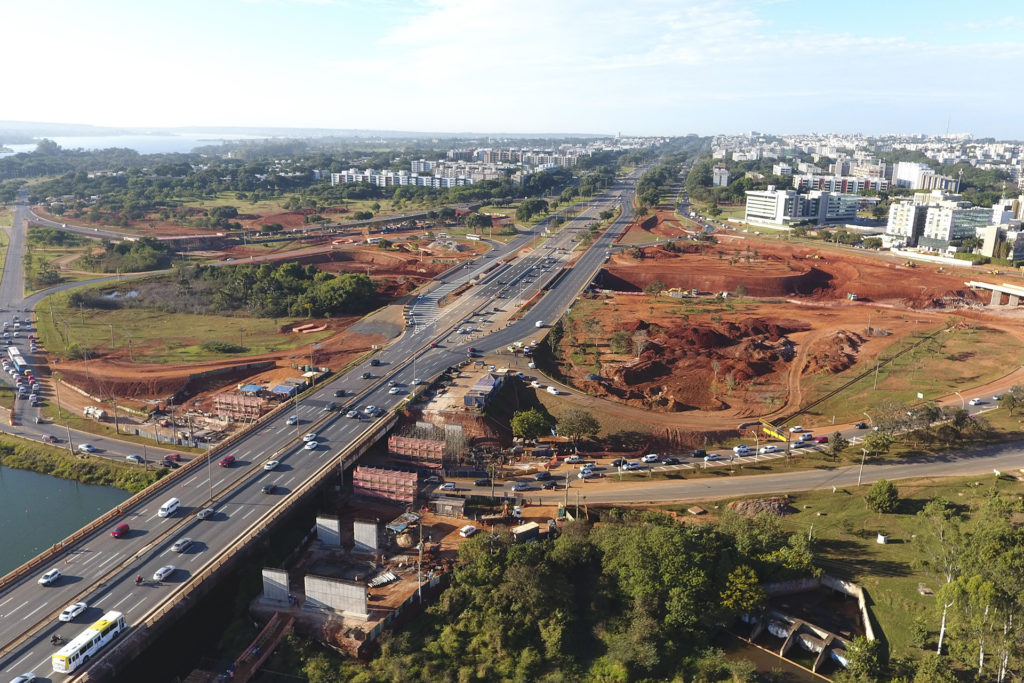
[0,437,166,493]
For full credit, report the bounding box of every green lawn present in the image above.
[799,326,1024,424]
[36,288,334,363]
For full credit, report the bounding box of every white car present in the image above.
[641,453,659,463]
[388,386,402,395]
[196,507,214,520]
[530,340,539,346]
[565,455,584,464]
[263,460,280,471]
[304,440,319,450]
[171,538,193,553]
[346,410,360,418]
[968,398,983,406]
[285,415,298,425]
[38,568,61,585]
[439,482,456,491]
[704,453,722,462]
[531,380,541,388]
[77,443,96,453]
[546,386,559,395]
[153,565,176,582]
[59,601,88,622]
[302,432,318,442]
[578,470,599,479]
[364,405,376,415]
[623,461,642,471]
[459,525,478,538]
[413,378,423,385]
[758,445,779,454]
[733,445,751,454]
[528,362,536,369]
[10,673,36,683]
[789,426,803,433]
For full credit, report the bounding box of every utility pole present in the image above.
[65,421,75,454]
[111,397,120,434]
[858,448,869,486]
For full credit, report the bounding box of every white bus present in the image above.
[465,233,481,241]
[52,610,128,674]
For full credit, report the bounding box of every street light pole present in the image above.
[858,448,868,486]
[954,391,965,410]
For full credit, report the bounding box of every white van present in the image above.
[158,497,180,518]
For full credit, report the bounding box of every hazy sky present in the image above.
[6,0,1023,137]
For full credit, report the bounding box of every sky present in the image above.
[4,0,1024,138]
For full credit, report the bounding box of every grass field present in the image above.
[663,473,1024,660]
[0,207,12,228]
[0,226,9,275]
[800,326,1024,424]
[36,288,333,363]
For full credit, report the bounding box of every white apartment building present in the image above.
[792,175,889,193]
[744,187,858,225]
[410,159,434,173]
[772,163,793,177]
[886,202,927,246]
[712,165,731,187]
[330,169,473,188]
[921,201,992,243]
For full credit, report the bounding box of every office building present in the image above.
[712,164,731,187]
[744,186,859,226]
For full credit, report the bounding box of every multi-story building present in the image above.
[712,164,731,187]
[410,159,434,173]
[921,201,992,246]
[772,163,793,177]
[886,201,928,246]
[330,168,473,188]
[792,175,889,193]
[744,186,858,226]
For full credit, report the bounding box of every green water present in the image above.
[0,465,130,574]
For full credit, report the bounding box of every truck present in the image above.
[511,522,540,544]
[83,406,108,420]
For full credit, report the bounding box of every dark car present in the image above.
[324,401,340,412]
[369,358,380,366]
[610,458,627,467]
[162,457,179,468]
[534,471,551,481]
[541,480,557,490]
[854,421,868,429]
[361,371,372,379]
[261,484,276,494]
[692,449,707,458]
[219,455,236,467]
[474,478,492,487]
[663,456,681,465]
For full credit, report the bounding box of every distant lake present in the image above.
[0,132,268,157]
[0,465,130,575]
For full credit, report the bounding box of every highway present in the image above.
[0,174,641,681]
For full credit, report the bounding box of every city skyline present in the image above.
[3,0,1023,138]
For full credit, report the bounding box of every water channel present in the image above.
[0,465,129,575]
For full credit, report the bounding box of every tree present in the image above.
[912,654,958,683]
[866,478,900,513]
[862,431,894,456]
[719,565,766,615]
[643,280,666,296]
[510,408,551,441]
[734,283,748,297]
[844,636,882,679]
[828,431,850,461]
[609,329,632,354]
[557,409,601,449]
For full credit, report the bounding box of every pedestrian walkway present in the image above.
[228,611,295,683]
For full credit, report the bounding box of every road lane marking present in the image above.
[189,550,206,563]
[241,508,256,520]
[111,592,135,610]
[95,552,121,570]
[9,649,37,669]
[21,603,47,621]
[124,597,147,616]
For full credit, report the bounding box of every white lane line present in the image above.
[124,597,147,616]
[0,596,13,608]
[21,602,48,621]
[77,551,98,567]
[283,475,296,487]
[9,649,36,669]
[184,476,199,487]
[241,508,256,520]
[110,592,135,610]
[8,600,29,617]
[96,552,121,570]
[34,654,52,673]
[189,550,206,563]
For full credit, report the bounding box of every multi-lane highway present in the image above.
[0,173,642,680]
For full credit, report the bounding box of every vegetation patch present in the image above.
[0,438,166,492]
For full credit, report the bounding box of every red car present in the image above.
[430,342,440,348]
[219,455,236,467]
[164,453,181,462]
[814,436,829,444]
[111,523,130,538]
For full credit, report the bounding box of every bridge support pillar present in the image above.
[991,289,1002,305]
[1009,294,1019,307]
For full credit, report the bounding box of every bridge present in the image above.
[0,173,642,681]
[965,280,1024,306]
